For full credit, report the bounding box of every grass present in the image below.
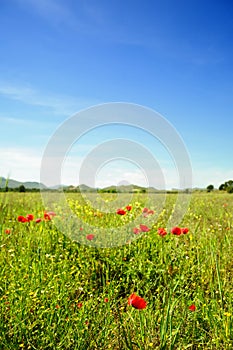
[0,192,233,349]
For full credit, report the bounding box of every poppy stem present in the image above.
[139,310,145,345]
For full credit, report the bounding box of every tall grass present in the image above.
[0,192,233,349]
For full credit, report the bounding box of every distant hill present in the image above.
[0,177,191,192]
[98,184,159,193]
[0,177,47,189]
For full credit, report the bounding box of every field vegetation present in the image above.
[0,192,233,349]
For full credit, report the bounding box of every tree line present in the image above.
[207,180,233,193]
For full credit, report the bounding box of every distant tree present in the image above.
[219,183,225,191]
[206,184,214,192]
[226,185,233,193]
[19,184,26,192]
[219,180,233,193]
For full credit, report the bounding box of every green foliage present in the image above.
[206,184,214,192]
[0,193,233,349]
[19,184,26,192]
[219,180,233,193]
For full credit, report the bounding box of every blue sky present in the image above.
[0,0,233,189]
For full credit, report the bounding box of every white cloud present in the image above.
[192,168,233,189]
[0,81,99,116]
[0,147,43,183]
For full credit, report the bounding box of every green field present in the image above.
[0,192,232,349]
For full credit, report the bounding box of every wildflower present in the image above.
[171,226,182,235]
[139,224,150,232]
[181,227,189,234]
[77,302,83,308]
[126,205,132,211]
[86,234,95,241]
[158,228,167,236]
[17,215,28,223]
[44,212,51,220]
[35,218,42,223]
[104,298,109,303]
[148,210,154,215]
[116,209,126,215]
[128,293,147,309]
[26,214,34,221]
[5,229,11,234]
[143,207,154,217]
[189,304,196,312]
[133,227,141,234]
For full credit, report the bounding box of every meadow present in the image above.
[0,191,232,350]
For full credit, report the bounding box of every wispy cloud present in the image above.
[14,0,77,27]
[0,81,100,116]
[0,147,43,183]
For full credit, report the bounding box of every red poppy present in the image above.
[104,298,109,303]
[148,210,154,215]
[35,218,42,223]
[181,227,189,234]
[189,304,196,312]
[128,293,147,309]
[5,229,11,234]
[26,214,34,221]
[158,228,167,236]
[126,205,132,211]
[143,208,154,217]
[139,224,150,232]
[17,215,28,223]
[77,302,83,308]
[133,227,141,234]
[117,209,126,215]
[44,212,51,220]
[171,226,182,235]
[86,234,95,241]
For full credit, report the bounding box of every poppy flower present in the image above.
[181,227,189,234]
[104,298,109,303]
[128,293,147,309]
[158,228,167,236]
[86,234,95,241]
[44,212,51,220]
[77,302,83,308]
[189,304,196,312]
[148,210,154,215]
[126,205,132,211]
[35,218,42,223]
[5,229,11,234]
[133,227,141,234]
[26,214,34,221]
[17,215,28,223]
[116,209,126,215]
[142,207,149,213]
[139,224,150,232]
[171,226,182,235]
